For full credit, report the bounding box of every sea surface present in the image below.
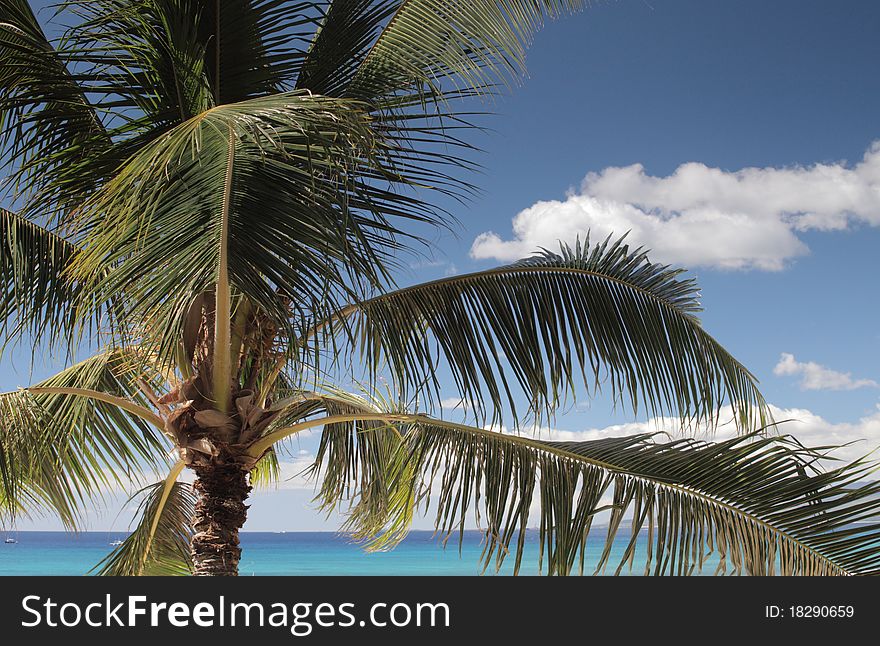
[0,530,700,576]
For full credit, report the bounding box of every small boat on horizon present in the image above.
[4,537,17,544]
[109,539,123,546]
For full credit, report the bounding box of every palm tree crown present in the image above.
[1,0,878,576]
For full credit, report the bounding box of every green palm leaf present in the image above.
[298,390,418,537]
[347,0,588,100]
[0,208,114,352]
[273,401,880,576]
[309,235,768,429]
[0,0,109,214]
[70,91,416,369]
[93,462,196,576]
[0,350,170,527]
[297,0,398,96]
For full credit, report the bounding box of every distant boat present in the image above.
[4,537,16,544]
[109,539,123,546]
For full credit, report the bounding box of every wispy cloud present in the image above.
[409,258,458,277]
[266,452,318,491]
[472,142,880,271]
[774,353,878,391]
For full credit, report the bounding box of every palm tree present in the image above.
[1,0,878,577]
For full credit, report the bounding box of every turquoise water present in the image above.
[0,531,689,576]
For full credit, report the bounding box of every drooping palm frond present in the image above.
[0,208,113,353]
[0,392,83,526]
[93,462,196,576]
[300,390,418,536]
[280,405,880,576]
[0,350,170,526]
[0,0,109,213]
[307,236,768,429]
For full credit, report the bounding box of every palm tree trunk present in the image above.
[190,461,251,576]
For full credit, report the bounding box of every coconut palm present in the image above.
[1,0,879,577]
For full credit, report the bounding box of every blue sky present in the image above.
[5,0,880,531]
[415,0,880,433]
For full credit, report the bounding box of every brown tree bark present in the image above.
[190,460,251,576]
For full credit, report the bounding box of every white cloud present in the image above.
[471,141,880,270]
[774,353,878,391]
[517,403,880,467]
[764,405,880,463]
[439,397,468,410]
[493,404,880,530]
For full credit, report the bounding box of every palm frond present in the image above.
[297,0,398,96]
[0,392,83,526]
[0,0,109,213]
[0,350,170,526]
[309,235,768,429]
[250,446,281,489]
[93,462,195,576]
[307,390,416,536]
[299,406,880,576]
[200,0,316,101]
[70,90,450,372]
[0,208,112,353]
[347,0,589,100]
[63,0,316,110]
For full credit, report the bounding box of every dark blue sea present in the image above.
[0,530,684,576]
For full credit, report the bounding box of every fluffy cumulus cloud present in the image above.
[471,142,880,270]
[774,353,878,391]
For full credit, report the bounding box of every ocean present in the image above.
[0,530,690,576]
